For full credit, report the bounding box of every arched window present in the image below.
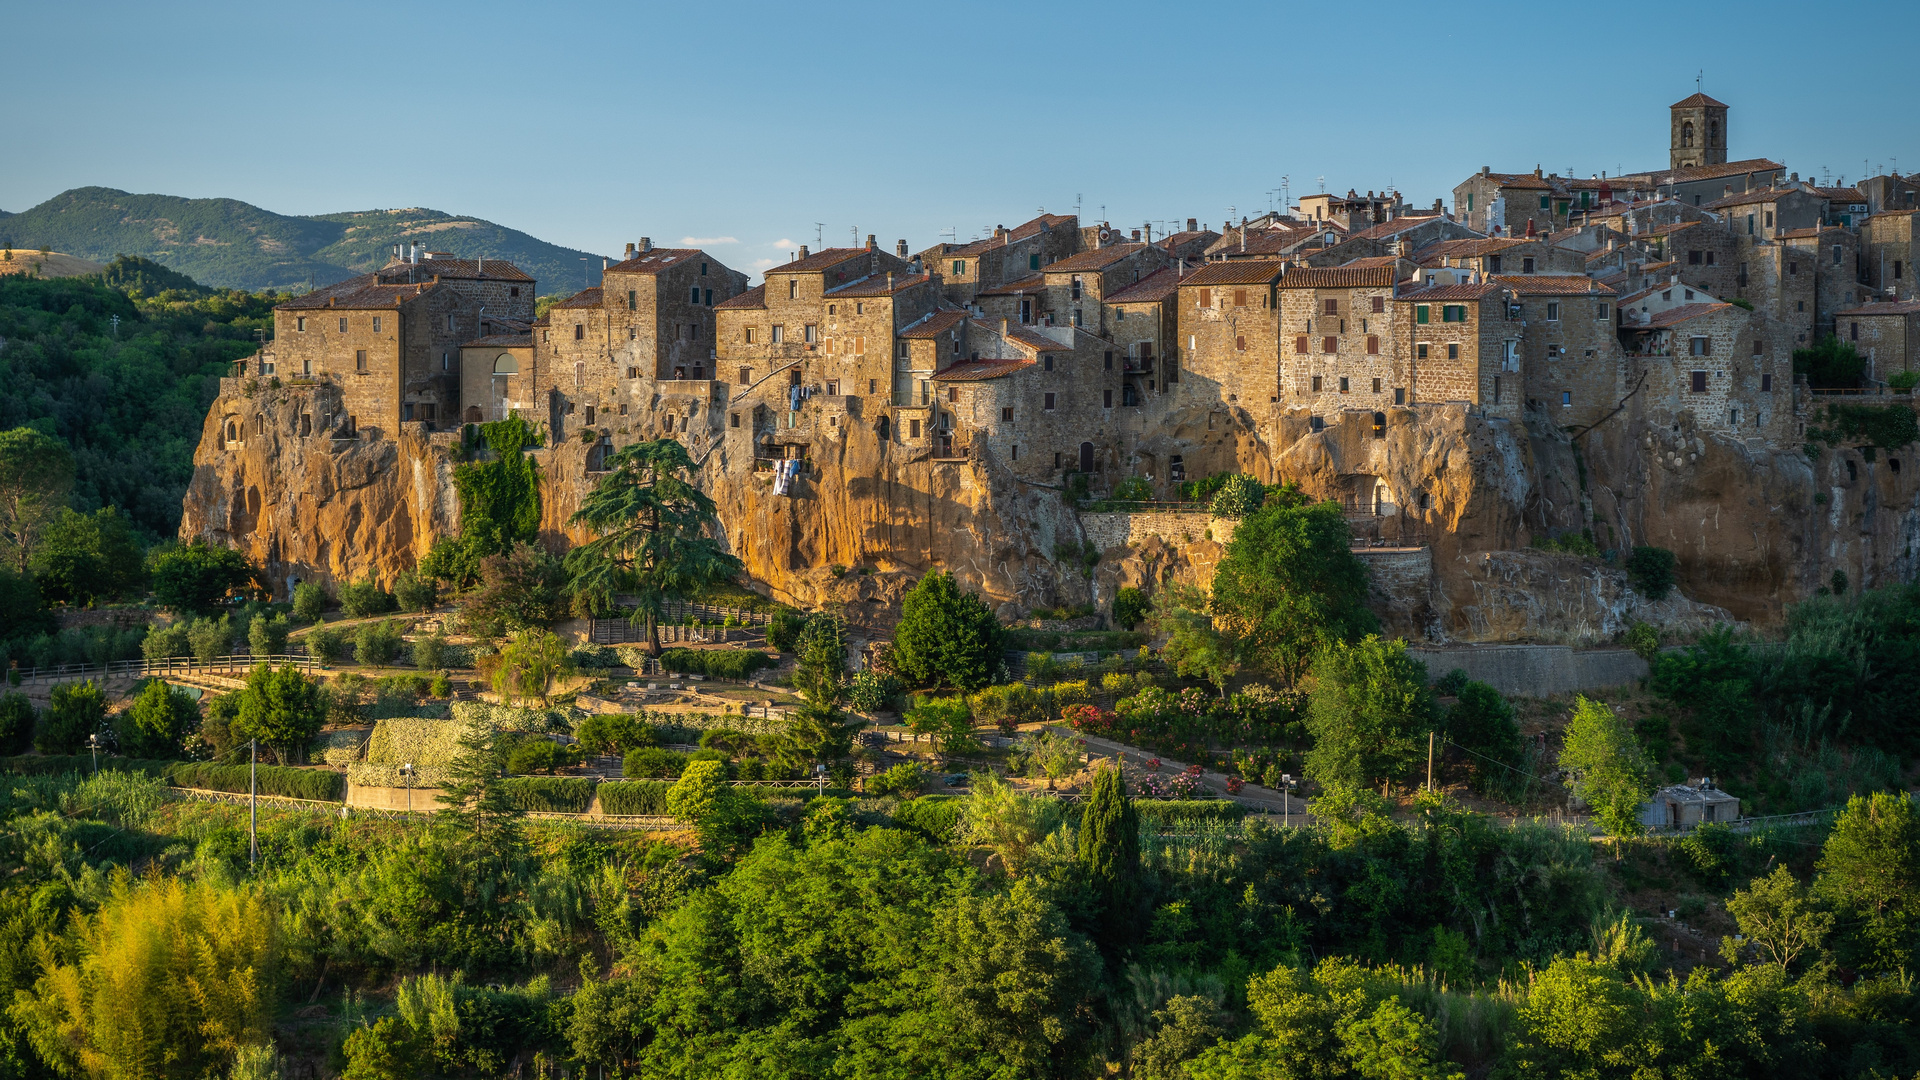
[1372,411,1386,438]
[1682,120,1694,147]
[465,405,483,423]
[877,416,891,439]
[1079,442,1094,472]
[1708,119,1719,144]
[574,362,585,388]
[492,354,518,374]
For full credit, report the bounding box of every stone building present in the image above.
[1861,210,1920,301]
[1274,265,1404,418]
[1835,300,1920,379]
[1617,284,1793,439]
[1499,275,1623,424]
[918,214,1079,306]
[1175,260,1289,421]
[1667,93,1729,171]
[1390,281,1521,419]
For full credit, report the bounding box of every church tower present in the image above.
[1670,93,1729,171]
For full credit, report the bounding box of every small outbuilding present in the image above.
[1639,778,1740,830]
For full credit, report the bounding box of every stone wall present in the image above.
[1409,643,1647,697]
[1080,511,1234,553]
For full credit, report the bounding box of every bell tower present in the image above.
[1670,92,1729,171]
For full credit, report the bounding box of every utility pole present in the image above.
[1427,731,1435,792]
[249,738,258,866]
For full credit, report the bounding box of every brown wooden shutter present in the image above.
[1295,335,1309,353]
[1367,335,1379,354]
[1323,336,1338,353]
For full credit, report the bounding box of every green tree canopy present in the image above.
[28,506,143,605]
[457,542,566,639]
[147,541,257,615]
[1209,499,1376,687]
[36,679,106,755]
[1793,334,1867,388]
[0,426,74,573]
[1557,696,1655,836]
[890,571,1005,691]
[1303,636,1435,792]
[1816,790,1920,973]
[233,663,325,765]
[565,438,743,655]
[116,678,198,759]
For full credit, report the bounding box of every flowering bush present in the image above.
[1147,757,1162,773]
[450,701,573,733]
[1061,704,1119,736]
[1226,775,1245,795]
[1138,771,1200,799]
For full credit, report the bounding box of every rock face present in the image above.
[180,378,1917,642]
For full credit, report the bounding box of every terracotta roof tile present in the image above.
[1413,237,1533,261]
[278,275,439,310]
[553,287,603,309]
[766,247,870,275]
[461,333,533,348]
[1104,267,1182,304]
[1707,189,1793,210]
[1494,274,1615,295]
[945,214,1078,257]
[825,272,933,298]
[1394,282,1504,301]
[375,257,534,283]
[898,310,969,339]
[1277,265,1395,289]
[931,358,1036,382]
[605,248,706,274]
[1178,260,1288,287]
[1810,187,1866,201]
[1156,230,1217,251]
[975,273,1047,298]
[1042,243,1152,274]
[1838,300,1920,316]
[1345,215,1443,241]
[1672,92,1728,108]
[1637,302,1732,328]
[1664,158,1786,184]
[714,283,767,310]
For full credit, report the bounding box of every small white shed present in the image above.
[1639,779,1740,830]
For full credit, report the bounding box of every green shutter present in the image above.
[1539,195,1550,210]
[1467,194,1474,212]
[1416,305,1430,325]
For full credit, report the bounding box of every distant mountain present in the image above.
[0,187,607,294]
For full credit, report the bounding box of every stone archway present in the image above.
[491,354,518,420]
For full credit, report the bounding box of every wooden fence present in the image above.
[11,653,319,686]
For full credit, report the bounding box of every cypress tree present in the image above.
[1078,761,1140,949]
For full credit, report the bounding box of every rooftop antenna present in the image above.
[813,222,825,248]
[1075,193,1082,221]
[579,257,590,291]
[850,225,858,248]
[1316,175,1326,193]
[1282,175,1291,213]
[1696,69,1702,93]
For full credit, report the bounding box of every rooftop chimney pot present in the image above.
[640,237,653,252]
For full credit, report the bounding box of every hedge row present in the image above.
[0,755,171,778]
[164,762,346,802]
[891,794,963,840]
[498,777,595,814]
[1132,799,1248,824]
[599,780,673,816]
[656,648,774,681]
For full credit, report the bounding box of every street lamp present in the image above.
[401,763,415,815]
[1282,773,1294,827]
[86,733,101,777]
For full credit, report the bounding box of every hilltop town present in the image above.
[184,94,1920,638]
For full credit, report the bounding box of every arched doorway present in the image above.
[1079,442,1094,472]
[491,354,518,420]
[876,416,890,440]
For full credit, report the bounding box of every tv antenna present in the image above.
[813,222,825,247]
[1316,175,1326,193]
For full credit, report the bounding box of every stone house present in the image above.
[1835,300,1920,379]
[458,332,536,424]
[1617,291,1792,439]
[1101,267,1183,397]
[919,213,1079,306]
[1295,190,1404,230]
[1175,259,1288,423]
[1809,186,1870,227]
[1156,227,1220,260]
[1861,211,1920,301]
[1275,265,1404,419]
[1781,227,1872,340]
[1859,173,1920,216]
[1034,243,1171,336]
[1413,237,1578,277]
[1638,780,1740,830]
[1705,186,1825,240]
[1391,281,1521,420]
[927,320,1118,480]
[1498,275,1623,424]
[1309,214,1477,266]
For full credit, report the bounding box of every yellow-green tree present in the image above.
[11,874,280,1079]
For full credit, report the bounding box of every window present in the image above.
[355,349,367,372]
[1104,389,1113,407]
[1394,387,1406,405]
[948,387,958,403]
[1072,309,1082,327]
[1522,257,1535,273]
[1366,335,1379,354]
[510,287,520,297]
[1747,214,1755,235]
[1447,343,1459,360]
[1338,376,1350,393]
[745,327,755,344]
[1789,261,1799,276]
[804,324,817,343]
[1236,335,1246,351]
[1104,351,1113,370]
[1372,411,1386,438]
[1752,340,1763,356]
[1689,250,1703,265]
[1561,391,1572,407]
[1492,376,1500,401]
[704,289,713,306]
[575,361,585,387]
[1198,288,1212,308]
[1323,298,1338,316]
[1851,322,1859,341]
[1371,377,1382,393]
[1691,370,1708,392]
[1044,393,1055,410]
[628,290,637,311]
[1489,255,1503,273]
[1071,275,1083,300]
[1371,295,1385,313]
[853,336,865,355]
[1546,302,1560,322]
[1311,375,1323,391]
[1322,336,1337,353]
[296,316,306,332]
[826,380,840,395]
[1295,335,1309,353]
[443,351,451,371]
[855,302,863,315]
[585,406,596,425]
[952,260,965,277]
[1835,245,1844,265]
[300,414,311,436]
[1899,261,1906,280]
[771,325,784,343]
[1000,406,1014,422]
[1596,302,1610,320]
[788,280,798,299]
[1539,195,1550,210]
[701,261,708,275]
[910,419,921,438]
[1030,254,1040,271]
[574,324,584,340]
[338,317,348,333]
[369,315,381,333]
[688,286,699,304]
[868,379,876,394]
[1685,289,1694,300]
[1011,445,1017,461]
[1416,343,1429,359]
[1043,356,1053,371]
[1442,305,1467,323]
[1234,289,1247,307]
[1762,373,1773,391]
[620,404,628,415]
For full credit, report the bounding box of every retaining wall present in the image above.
[1409,644,1646,698]
[1080,511,1235,551]
[347,781,450,811]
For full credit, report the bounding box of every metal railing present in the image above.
[10,653,319,685]
[1075,499,1205,513]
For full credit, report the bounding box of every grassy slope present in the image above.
[0,187,605,294]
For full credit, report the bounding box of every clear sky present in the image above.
[5,0,1918,278]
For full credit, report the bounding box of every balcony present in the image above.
[1122,357,1155,374]
[891,389,934,408]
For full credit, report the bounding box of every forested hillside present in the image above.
[0,188,605,293]
[0,260,270,538]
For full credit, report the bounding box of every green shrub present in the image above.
[428,671,452,699]
[847,670,901,712]
[306,626,349,663]
[497,776,594,813]
[766,608,807,652]
[569,644,619,669]
[1434,668,1470,697]
[1628,546,1678,601]
[411,631,448,670]
[247,613,291,657]
[505,738,566,775]
[575,713,656,755]
[38,680,106,755]
[339,579,397,618]
[1131,799,1247,825]
[291,581,328,623]
[869,761,926,798]
[393,569,437,613]
[0,693,34,755]
[624,746,690,778]
[1113,586,1149,630]
[187,615,232,661]
[1893,370,1920,391]
[599,780,673,815]
[0,755,172,778]
[1626,621,1662,661]
[657,647,773,681]
[1112,476,1153,501]
[1209,474,1265,518]
[1051,679,1092,711]
[161,761,345,801]
[353,619,406,666]
[892,793,962,840]
[141,622,192,661]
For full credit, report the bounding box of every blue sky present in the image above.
[5,0,1918,279]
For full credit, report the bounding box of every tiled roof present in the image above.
[1666,158,1786,184]
[553,287,603,309]
[714,284,767,310]
[461,333,533,348]
[1395,282,1504,301]
[1838,300,1920,316]
[988,322,1070,354]
[1179,260,1288,287]
[1637,302,1732,328]
[1810,187,1866,201]
[826,272,933,298]
[1481,172,1553,191]
[376,257,534,283]
[1414,237,1533,261]
[1156,230,1217,251]
[278,275,439,310]
[1345,215,1442,242]
[1277,265,1395,289]
[1639,260,1678,274]
[766,248,870,275]
[975,273,1047,298]
[930,358,1036,382]
[1672,92,1728,109]
[1042,243,1151,273]
[1218,228,1327,257]
[605,248,705,274]
[898,310,969,339]
[1104,267,1182,304]
[1338,256,1406,270]
[1494,274,1614,295]
[1649,221,1700,237]
[945,214,1077,258]
[1777,227,1834,240]
[1707,189,1792,210]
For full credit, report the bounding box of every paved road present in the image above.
[1076,733,1314,824]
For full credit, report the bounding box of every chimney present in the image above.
[1482,165,1491,177]
[1534,165,1543,178]
[896,239,908,256]
[1131,228,1141,242]
[640,237,653,252]
[1144,222,1154,243]
[1186,217,1197,232]
[866,234,876,250]
[886,272,894,291]
[1434,198,1444,214]
[1000,317,1009,338]
[799,244,809,258]
[625,242,636,258]
[911,257,922,275]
